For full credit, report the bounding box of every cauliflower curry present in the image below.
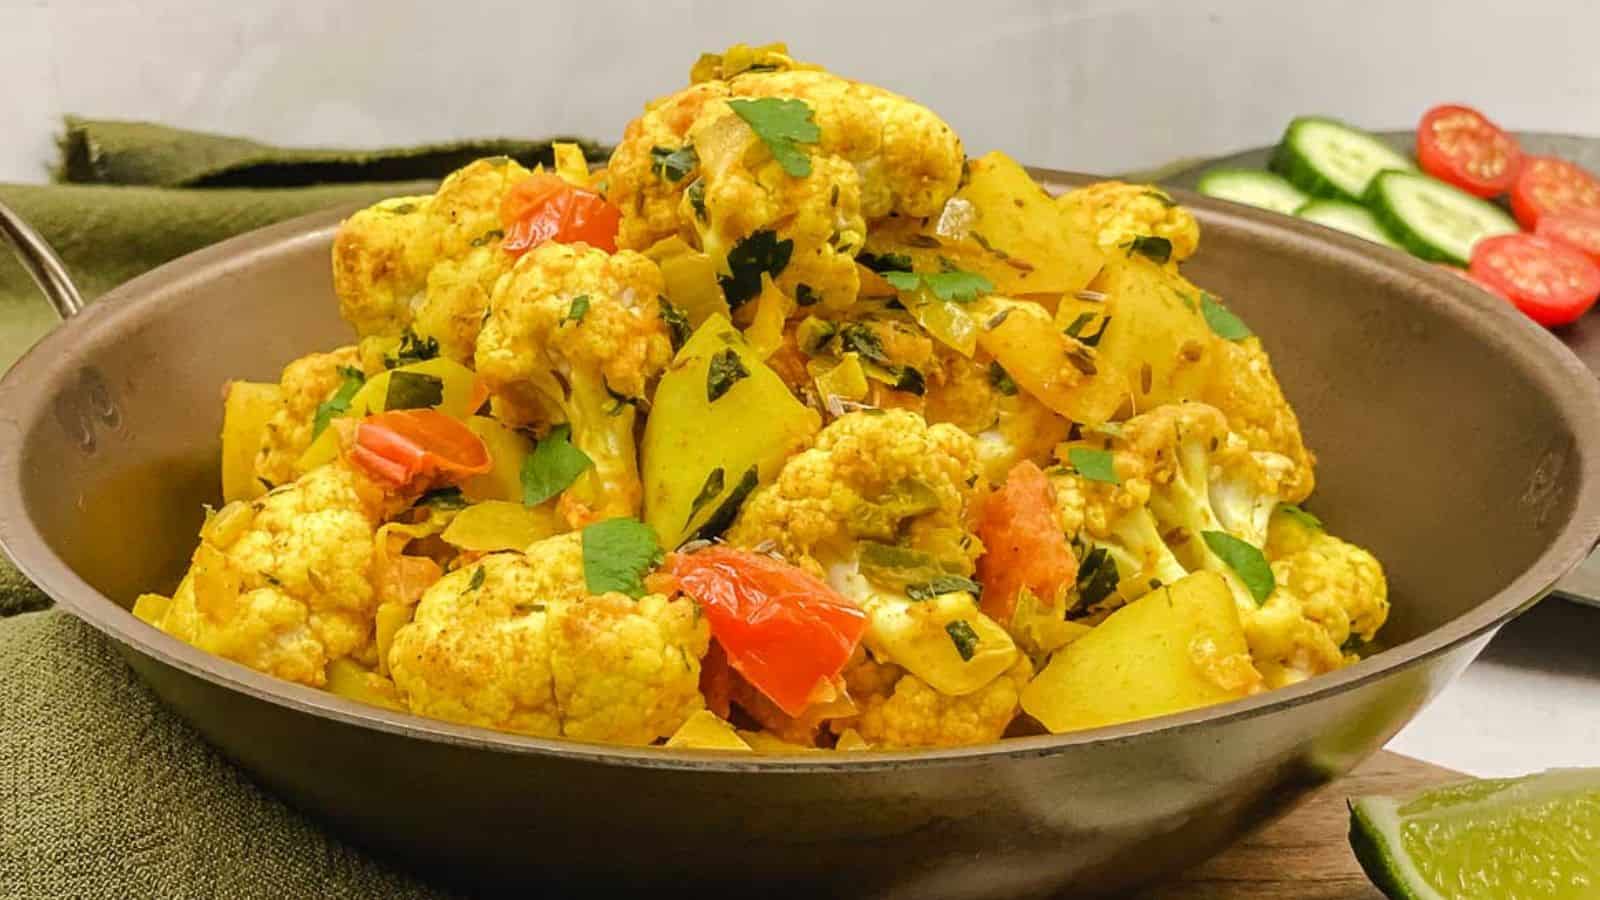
[134,43,1389,752]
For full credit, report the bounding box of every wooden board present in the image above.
[1135,751,1461,898]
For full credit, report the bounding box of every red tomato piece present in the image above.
[1469,233,1600,327]
[1536,209,1600,267]
[667,547,867,717]
[1415,104,1522,198]
[349,409,493,492]
[973,460,1078,622]
[500,172,621,255]
[1511,157,1600,230]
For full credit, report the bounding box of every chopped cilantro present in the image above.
[987,361,1018,396]
[582,517,663,598]
[418,487,467,510]
[384,330,440,369]
[883,265,993,304]
[1067,447,1120,484]
[687,465,759,544]
[686,467,726,529]
[893,365,926,396]
[1062,312,1096,340]
[945,620,980,661]
[795,283,821,307]
[464,566,486,593]
[1124,235,1173,264]
[1201,531,1275,604]
[1064,311,1110,347]
[470,229,505,248]
[659,298,691,352]
[649,145,698,182]
[718,229,793,309]
[1201,293,1252,341]
[566,294,591,324]
[310,367,365,440]
[726,98,820,177]
[907,575,982,602]
[520,424,594,506]
[387,202,418,215]
[1074,547,1119,607]
[384,370,445,410]
[706,348,750,402]
[686,179,707,221]
[838,323,889,364]
[858,251,913,274]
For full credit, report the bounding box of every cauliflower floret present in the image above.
[475,242,673,525]
[1057,181,1200,262]
[388,534,709,744]
[606,80,731,251]
[726,408,983,575]
[924,350,1071,484]
[152,462,387,687]
[844,653,1032,748]
[1203,336,1317,502]
[253,345,361,488]
[333,157,532,367]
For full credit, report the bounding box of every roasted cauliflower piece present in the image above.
[148,462,388,687]
[253,345,361,488]
[1057,181,1200,263]
[843,653,1032,749]
[475,242,673,525]
[333,157,532,366]
[605,80,731,251]
[924,350,1071,484]
[388,533,709,744]
[1204,335,1317,502]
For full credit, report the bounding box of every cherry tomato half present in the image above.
[1416,104,1522,198]
[666,547,867,717]
[973,460,1077,622]
[500,172,621,255]
[1535,208,1600,267]
[1469,233,1600,327]
[1511,156,1600,230]
[348,409,493,492]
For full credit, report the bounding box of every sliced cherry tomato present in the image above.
[500,172,620,255]
[1535,208,1600,267]
[973,460,1077,622]
[1415,104,1522,198]
[667,547,867,717]
[349,409,493,492]
[1511,156,1600,230]
[1469,233,1600,327]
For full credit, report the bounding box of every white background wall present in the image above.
[4,0,1597,183]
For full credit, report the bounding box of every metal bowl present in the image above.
[2,171,1597,898]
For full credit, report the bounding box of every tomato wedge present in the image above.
[500,172,621,255]
[1415,104,1522,198]
[349,409,493,491]
[973,460,1077,622]
[666,547,867,717]
[1511,156,1600,230]
[1535,208,1600,267]
[1469,233,1600,327]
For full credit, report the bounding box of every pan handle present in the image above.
[0,197,85,320]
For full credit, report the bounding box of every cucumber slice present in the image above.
[1294,199,1401,248]
[1364,170,1519,265]
[1270,116,1415,202]
[1196,169,1308,215]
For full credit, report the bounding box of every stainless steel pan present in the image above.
[2,172,1597,898]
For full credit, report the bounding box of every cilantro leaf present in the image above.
[718,229,793,309]
[384,370,444,410]
[1067,447,1120,484]
[727,98,820,177]
[987,361,1018,396]
[838,323,889,364]
[858,251,913,274]
[1124,235,1173,265]
[883,270,920,293]
[686,179,707,221]
[1202,532,1275,604]
[1062,311,1095,340]
[384,330,440,369]
[882,266,993,304]
[659,298,691,352]
[945,620,980,661]
[893,365,926,396]
[687,465,759,544]
[686,467,726,529]
[520,424,594,506]
[465,566,486,593]
[906,575,982,602]
[566,294,591,324]
[1074,547,1120,607]
[310,367,365,440]
[1201,293,1252,341]
[794,283,821,307]
[706,348,751,402]
[418,487,467,511]
[582,517,663,598]
[649,145,698,182]
[1277,503,1324,530]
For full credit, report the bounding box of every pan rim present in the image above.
[3,171,1598,773]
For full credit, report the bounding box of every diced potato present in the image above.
[552,142,592,188]
[131,593,172,626]
[440,500,565,552]
[1058,254,1217,410]
[219,381,282,503]
[745,275,791,359]
[645,236,731,327]
[374,602,413,678]
[641,315,821,548]
[976,298,1128,425]
[834,728,871,751]
[950,151,1106,297]
[348,357,484,420]
[665,710,753,751]
[324,658,405,711]
[1021,571,1263,733]
[811,353,869,405]
[862,588,1019,697]
[461,416,534,502]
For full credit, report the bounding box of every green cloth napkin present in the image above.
[0,119,603,898]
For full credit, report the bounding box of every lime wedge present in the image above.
[1350,769,1600,899]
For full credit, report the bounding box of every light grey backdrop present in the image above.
[4,0,1596,182]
